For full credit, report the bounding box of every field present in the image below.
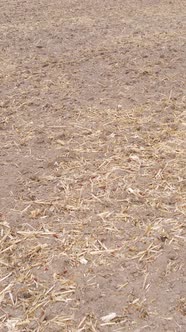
[0,0,186,331]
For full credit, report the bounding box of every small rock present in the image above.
[79,257,88,265]
[36,44,43,49]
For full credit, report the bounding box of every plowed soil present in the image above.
[0,0,186,331]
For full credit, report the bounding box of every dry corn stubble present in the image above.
[0,0,186,331]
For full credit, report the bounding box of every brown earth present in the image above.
[0,0,186,331]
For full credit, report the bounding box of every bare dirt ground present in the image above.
[0,0,186,331]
